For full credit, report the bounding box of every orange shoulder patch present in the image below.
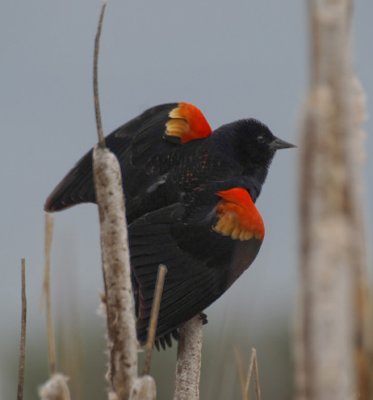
[213,188,265,241]
[165,102,212,143]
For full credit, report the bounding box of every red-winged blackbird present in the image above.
[45,102,294,347]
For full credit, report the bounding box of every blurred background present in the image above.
[1,1,372,399]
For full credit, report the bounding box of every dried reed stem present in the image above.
[246,348,261,400]
[17,258,27,400]
[234,347,248,400]
[93,143,138,399]
[295,1,370,399]
[173,315,203,400]
[43,213,57,375]
[234,347,261,400]
[92,3,137,398]
[40,214,72,399]
[142,264,168,376]
[93,0,107,146]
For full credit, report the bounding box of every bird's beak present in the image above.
[270,137,296,150]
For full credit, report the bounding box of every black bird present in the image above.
[45,102,294,346]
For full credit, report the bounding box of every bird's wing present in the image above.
[129,187,264,346]
[44,102,212,212]
[119,102,212,166]
[129,203,226,345]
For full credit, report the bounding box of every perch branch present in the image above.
[93,146,138,399]
[173,315,203,400]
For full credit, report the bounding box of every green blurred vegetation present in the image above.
[3,315,292,399]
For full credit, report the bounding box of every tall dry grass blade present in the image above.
[173,315,203,400]
[252,349,261,400]
[244,349,255,398]
[43,213,57,375]
[142,264,168,376]
[233,347,248,400]
[17,258,27,400]
[92,3,137,398]
[243,348,261,400]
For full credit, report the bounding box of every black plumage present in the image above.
[44,102,294,347]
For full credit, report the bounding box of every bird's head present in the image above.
[233,118,294,162]
[219,118,296,168]
[214,118,295,184]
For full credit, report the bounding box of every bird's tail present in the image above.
[44,150,96,212]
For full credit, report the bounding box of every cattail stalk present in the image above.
[173,316,203,400]
[295,1,371,399]
[92,2,138,398]
[93,146,138,399]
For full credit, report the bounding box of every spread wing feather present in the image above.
[44,103,212,214]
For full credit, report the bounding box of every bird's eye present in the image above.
[257,135,265,143]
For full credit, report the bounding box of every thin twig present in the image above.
[142,264,168,376]
[17,258,27,400]
[43,213,56,375]
[252,349,261,400]
[242,348,261,400]
[244,348,255,399]
[233,347,248,400]
[93,0,108,147]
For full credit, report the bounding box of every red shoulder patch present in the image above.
[165,102,212,143]
[213,188,265,241]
